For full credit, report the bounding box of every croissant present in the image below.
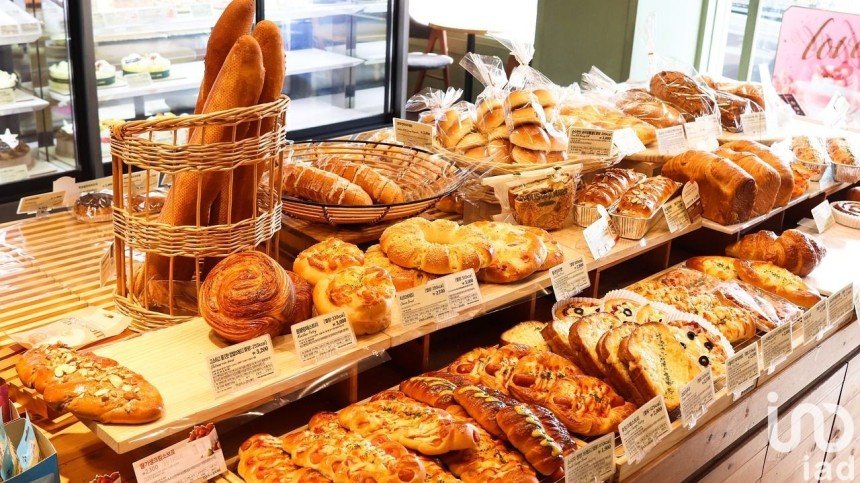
[726,229,826,277]
[199,251,295,342]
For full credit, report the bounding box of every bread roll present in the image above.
[662,150,756,225]
[282,164,373,206]
[312,266,395,335]
[314,157,405,204]
[294,238,364,286]
[509,125,565,151]
[476,98,505,133]
[511,146,546,164]
[716,147,779,217]
[722,140,793,207]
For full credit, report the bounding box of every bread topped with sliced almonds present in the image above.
[734,259,822,308]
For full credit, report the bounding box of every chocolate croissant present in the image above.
[199,251,295,342]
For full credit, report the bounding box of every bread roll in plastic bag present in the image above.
[582,66,684,128]
[556,83,657,145]
[406,87,484,154]
[460,53,508,136]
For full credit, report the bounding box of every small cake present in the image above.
[0,70,17,89]
[54,121,75,159]
[48,61,71,93]
[94,60,116,86]
[74,192,113,223]
[0,129,32,169]
[122,53,171,79]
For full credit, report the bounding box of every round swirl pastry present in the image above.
[364,244,435,291]
[380,218,493,275]
[285,271,313,329]
[471,221,548,283]
[74,192,113,223]
[312,266,396,335]
[199,252,295,342]
[293,238,364,286]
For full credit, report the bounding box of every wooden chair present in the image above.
[408,19,453,95]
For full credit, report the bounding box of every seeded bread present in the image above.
[501,321,549,352]
[567,313,624,377]
[618,323,700,411]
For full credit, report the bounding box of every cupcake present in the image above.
[94,60,116,86]
[48,61,71,93]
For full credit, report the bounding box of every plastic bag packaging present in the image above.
[582,66,685,128]
[557,83,657,145]
[9,307,131,349]
[460,53,509,161]
[483,165,581,230]
[406,87,487,157]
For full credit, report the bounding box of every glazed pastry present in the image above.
[686,256,740,281]
[312,266,395,335]
[363,244,435,291]
[477,344,533,394]
[495,404,564,476]
[74,192,113,223]
[199,251,295,342]
[542,375,637,436]
[399,374,461,410]
[294,238,365,286]
[238,434,329,483]
[616,88,685,128]
[726,229,826,277]
[575,168,646,208]
[441,423,538,483]
[650,71,718,121]
[471,221,548,283]
[380,218,493,274]
[452,384,512,439]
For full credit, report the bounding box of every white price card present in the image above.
[292,310,358,365]
[0,164,27,184]
[726,342,759,398]
[0,88,14,104]
[803,298,829,342]
[680,368,715,429]
[442,269,483,314]
[393,118,435,150]
[827,283,854,326]
[684,118,718,151]
[17,191,65,215]
[568,127,615,157]
[134,424,226,483]
[618,395,671,464]
[822,92,850,128]
[207,334,276,397]
[740,111,767,136]
[583,206,617,260]
[76,176,114,194]
[397,278,450,328]
[125,72,153,88]
[662,197,691,233]
[550,255,590,301]
[613,127,646,155]
[682,181,703,223]
[761,322,792,373]
[564,432,615,483]
[811,200,835,233]
[655,125,688,155]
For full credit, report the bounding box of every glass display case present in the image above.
[0,0,80,202]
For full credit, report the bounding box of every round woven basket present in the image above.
[111,95,291,332]
[282,140,468,225]
[435,144,621,176]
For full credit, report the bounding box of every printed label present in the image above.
[207,335,276,396]
[811,200,835,233]
[684,119,719,151]
[550,256,590,301]
[568,127,614,157]
[761,322,793,372]
[803,298,829,342]
[779,93,806,116]
[0,164,28,183]
[740,111,767,136]
[613,127,646,155]
[680,368,715,429]
[827,283,854,326]
[443,269,483,313]
[583,206,617,260]
[662,197,691,233]
[398,278,450,328]
[618,395,671,464]
[564,432,615,483]
[726,343,760,396]
[393,118,435,150]
[822,92,849,128]
[292,310,357,364]
[8,306,129,350]
[655,125,688,155]
[17,191,65,214]
[681,181,703,223]
[133,425,226,483]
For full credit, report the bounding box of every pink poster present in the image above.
[773,6,859,126]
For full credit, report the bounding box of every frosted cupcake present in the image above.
[48,61,70,93]
[94,60,116,86]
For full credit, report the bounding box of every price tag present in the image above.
[125,72,153,88]
[0,25,17,36]
[568,127,614,157]
[550,255,590,301]
[761,322,792,374]
[0,88,14,104]
[740,111,767,136]
[292,310,357,364]
[207,335,276,397]
[698,113,722,136]
[822,92,849,128]
[129,170,160,191]
[564,432,615,483]
[803,298,829,342]
[811,200,835,233]
[726,343,759,398]
[583,206,617,260]
[662,197,691,233]
[655,125,688,155]
[77,176,114,194]
[393,118,435,150]
[684,119,718,151]
[612,128,646,155]
[133,424,226,482]
[681,181,703,223]
[442,269,483,314]
[827,283,854,327]
[17,191,65,215]
[680,368,715,429]
[778,93,806,116]
[618,395,671,464]
[397,278,450,328]
[0,164,28,183]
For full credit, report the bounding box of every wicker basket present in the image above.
[282,140,468,225]
[435,144,621,176]
[111,96,291,332]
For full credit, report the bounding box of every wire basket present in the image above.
[282,140,468,225]
[111,96,291,332]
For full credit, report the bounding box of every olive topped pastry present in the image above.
[552,297,603,321]
[602,298,642,323]
[666,320,729,378]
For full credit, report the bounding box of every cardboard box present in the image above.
[4,417,59,483]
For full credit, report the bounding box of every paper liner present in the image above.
[550,297,603,321]
[832,202,860,230]
[833,163,860,183]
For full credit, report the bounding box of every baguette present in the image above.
[314,157,405,204]
[145,35,265,288]
[282,164,373,205]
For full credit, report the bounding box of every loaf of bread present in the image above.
[282,164,373,205]
[650,71,719,121]
[613,175,679,218]
[567,313,624,377]
[722,140,794,207]
[575,168,646,207]
[662,150,756,225]
[616,88,685,128]
[714,89,753,132]
[726,229,826,277]
[716,147,779,217]
[596,323,646,405]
